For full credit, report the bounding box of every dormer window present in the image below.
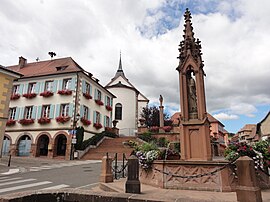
[56,66,68,71]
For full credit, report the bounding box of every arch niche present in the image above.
[36,134,50,157]
[54,134,67,157]
[17,135,32,156]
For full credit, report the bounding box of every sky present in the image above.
[1,0,269,133]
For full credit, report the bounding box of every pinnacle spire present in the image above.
[117,51,123,72]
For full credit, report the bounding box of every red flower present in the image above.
[19,119,34,125]
[6,119,16,126]
[38,117,51,124]
[40,91,54,97]
[94,123,102,129]
[83,93,92,100]
[105,105,112,111]
[23,93,37,99]
[95,99,104,106]
[56,116,71,123]
[57,90,72,95]
[10,94,20,100]
[80,117,91,126]
[150,126,159,132]
[163,126,172,132]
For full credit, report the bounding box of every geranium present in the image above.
[83,93,92,99]
[40,91,54,97]
[80,117,91,126]
[105,105,112,111]
[94,122,102,129]
[6,119,16,126]
[56,116,70,123]
[22,93,37,99]
[10,94,20,100]
[19,119,34,125]
[57,89,72,95]
[38,117,51,124]
[95,99,104,106]
[163,126,172,132]
[150,126,159,133]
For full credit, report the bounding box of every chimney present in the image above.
[19,56,27,68]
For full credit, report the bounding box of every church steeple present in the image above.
[113,52,126,79]
[177,8,203,72]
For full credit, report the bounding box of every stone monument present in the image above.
[159,95,164,132]
[176,8,212,161]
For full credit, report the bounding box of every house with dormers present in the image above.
[106,55,149,136]
[3,56,115,160]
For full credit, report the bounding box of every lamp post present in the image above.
[70,113,80,160]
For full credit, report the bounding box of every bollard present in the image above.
[7,155,11,167]
[236,156,262,202]
[125,155,141,194]
[99,155,113,183]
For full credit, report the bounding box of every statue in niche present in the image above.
[187,71,198,114]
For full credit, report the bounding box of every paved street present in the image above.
[0,157,101,196]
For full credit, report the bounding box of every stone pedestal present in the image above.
[236,156,262,202]
[125,155,140,194]
[100,155,113,183]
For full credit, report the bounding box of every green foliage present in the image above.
[157,137,169,147]
[138,132,156,142]
[140,106,170,127]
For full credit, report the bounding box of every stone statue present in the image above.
[159,95,163,106]
[187,73,197,113]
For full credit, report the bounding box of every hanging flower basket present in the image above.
[19,119,34,125]
[38,117,51,124]
[6,119,16,126]
[10,94,20,100]
[22,93,37,99]
[57,89,72,95]
[83,93,92,100]
[81,117,91,126]
[40,91,54,97]
[105,105,112,111]
[163,126,172,132]
[95,99,104,106]
[94,123,102,129]
[56,116,70,123]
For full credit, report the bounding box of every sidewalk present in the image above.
[95,178,270,202]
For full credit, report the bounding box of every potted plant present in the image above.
[6,119,16,126]
[40,91,54,97]
[22,93,37,99]
[83,93,92,99]
[163,126,172,132]
[105,105,112,111]
[94,122,102,129]
[57,89,72,95]
[56,116,71,123]
[150,126,159,133]
[10,94,20,100]
[95,99,104,106]
[38,117,51,124]
[80,117,91,126]
[19,119,34,125]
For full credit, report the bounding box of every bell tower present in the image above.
[177,9,212,161]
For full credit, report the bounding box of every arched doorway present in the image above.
[18,135,32,156]
[36,135,49,156]
[2,136,11,156]
[55,134,67,156]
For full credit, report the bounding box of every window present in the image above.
[106,96,111,106]
[115,103,122,120]
[42,105,50,118]
[104,116,110,127]
[96,89,102,100]
[28,83,36,94]
[60,104,69,117]
[56,66,68,71]
[24,106,33,119]
[44,81,53,91]
[95,111,100,124]
[85,82,90,94]
[8,108,16,120]
[83,105,89,119]
[62,79,71,90]
[12,85,19,94]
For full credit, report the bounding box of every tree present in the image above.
[140,106,171,127]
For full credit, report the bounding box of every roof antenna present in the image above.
[48,52,56,60]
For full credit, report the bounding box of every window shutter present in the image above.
[82,80,86,93]
[58,80,63,90]
[37,106,42,119]
[53,80,58,92]
[20,107,25,119]
[88,108,91,121]
[49,105,55,119]
[32,106,37,119]
[94,89,97,100]
[55,104,60,117]
[35,83,40,94]
[103,115,106,127]
[24,84,29,94]
[19,84,24,95]
[100,114,102,125]
[15,108,20,120]
[80,105,84,118]
[70,77,76,90]
[105,96,107,106]
[90,85,92,95]
[93,111,96,123]
[69,103,74,117]
[40,82,45,93]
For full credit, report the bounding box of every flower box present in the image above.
[105,105,112,111]
[19,119,34,125]
[163,126,172,132]
[105,127,113,132]
[150,126,159,133]
[95,99,104,106]
[40,91,54,97]
[81,117,91,126]
[10,94,20,100]
[56,116,70,123]
[22,93,37,99]
[38,117,51,124]
[6,119,16,126]
[83,93,92,100]
[57,89,72,95]
[94,123,102,129]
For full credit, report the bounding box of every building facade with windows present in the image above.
[3,57,115,160]
[106,55,149,136]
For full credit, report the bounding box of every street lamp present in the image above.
[70,113,80,160]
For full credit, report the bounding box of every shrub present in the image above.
[157,137,169,147]
[138,132,156,143]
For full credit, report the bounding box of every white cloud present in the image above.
[213,113,239,120]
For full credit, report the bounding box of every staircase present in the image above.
[81,137,138,160]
